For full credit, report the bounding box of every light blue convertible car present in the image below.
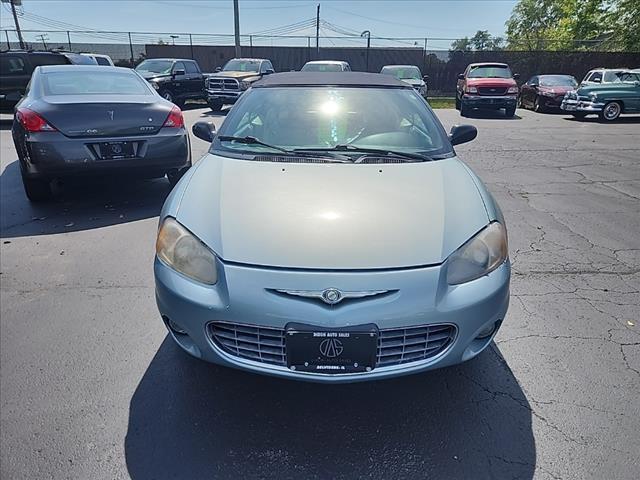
[154,72,510,383]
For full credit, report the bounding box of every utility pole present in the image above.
[315,3,320,55]
[7,0,25,49]
[128,32,134,66]
[361,30,370,72]
[36,33,48,50]
[233,0,241,57]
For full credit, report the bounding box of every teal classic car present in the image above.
[561,70,640,121]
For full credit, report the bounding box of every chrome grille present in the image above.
[209,322,286,366]
[376,324,455,367]
[478,86,507,96]
[207,77,240,91]
[208,322,456,369]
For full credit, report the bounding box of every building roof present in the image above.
[253,72,409,88]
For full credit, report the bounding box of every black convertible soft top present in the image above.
[253,71,410,88]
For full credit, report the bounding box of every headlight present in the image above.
[156,217,218,285]
[240,80,251,90]
[446,222,508,285]
[507,86,519,94]
[466,86,478,93]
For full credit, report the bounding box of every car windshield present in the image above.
[539,75,577,87]
[43,71,150,95]
[224,60,260,72]
[63,53,97,65]
[381,66,421,80]
[136,60,173,74]
[215,86,451,158]
[302,63,344,72]
[468,66,512,78]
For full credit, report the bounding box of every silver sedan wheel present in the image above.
[602,102,621,121]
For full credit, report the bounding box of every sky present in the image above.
[1,0,519,50]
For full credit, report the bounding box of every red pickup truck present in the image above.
[456,63,520,117]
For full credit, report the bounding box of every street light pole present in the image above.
[361,30,371,72]
[315,3,320,56]
[233,0,241,57]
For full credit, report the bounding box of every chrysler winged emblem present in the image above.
[275,288,389,305]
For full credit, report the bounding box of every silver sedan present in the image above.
[154,72,510,383]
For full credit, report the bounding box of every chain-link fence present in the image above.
[3,29,639,95]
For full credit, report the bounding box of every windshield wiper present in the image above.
[295,145,433,162]
[217,136,352,162]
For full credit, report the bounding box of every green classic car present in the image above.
[561,70,640,121]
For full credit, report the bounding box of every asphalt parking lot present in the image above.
[1,106,639,480]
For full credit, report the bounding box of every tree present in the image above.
[504,0,637,51]
[450,31,504,52]
[606,0,640,51]
[450,37,472,51]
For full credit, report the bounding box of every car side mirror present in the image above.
[449,124,477,146]
[513,73,520,80]
[173,69,186,76]
[423,75,429,81]
[457,73,465,80]
[264,69,275,75]
[192,121,216,143]
[215,66,222,72]
[593,78,601,83]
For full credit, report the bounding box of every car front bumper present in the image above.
[462,95,517,109]
[560,98,605,113]
[206,89,244,104]
[154,257,511,383]
[15,127,190,178]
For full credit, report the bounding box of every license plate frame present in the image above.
[98,141,135,160]
[285,323,378,374]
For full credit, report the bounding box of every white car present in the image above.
[580,68,627,87]
[80,53,115,66]
[301,60,351,72]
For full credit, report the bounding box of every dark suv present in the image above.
[135,58,206,107]
[0,50,96,112]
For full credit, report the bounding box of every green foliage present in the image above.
[450,31,504,51]
[505,0,639,51]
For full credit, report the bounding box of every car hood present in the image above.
[175,155,489,270]
[209,71,260,79]
[466,78,517,87]
[538,85,575,94]
[400,78,424,88]
[137,72,170,81]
